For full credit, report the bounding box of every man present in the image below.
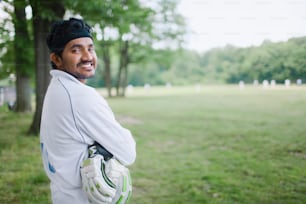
[40,18,136,204]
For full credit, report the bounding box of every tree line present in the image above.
[100,36,305,87]
[0,0,185,134]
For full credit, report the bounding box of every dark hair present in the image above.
[46,18,93,69]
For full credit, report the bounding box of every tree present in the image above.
[0,1,15,79]
[28,0,65,135]
[115,0,186,96]
[0,0,33,111]
[101,36,112,96]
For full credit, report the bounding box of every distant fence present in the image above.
[0,86,16,107]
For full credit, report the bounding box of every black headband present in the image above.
[46,18,92,53]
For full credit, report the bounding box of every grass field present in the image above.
[0,85,305,204]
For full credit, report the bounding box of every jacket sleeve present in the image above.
[73,88,136,166]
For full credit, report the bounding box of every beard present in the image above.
[67,61,96,80]
[75,72,95,80]
[63,67,96,81]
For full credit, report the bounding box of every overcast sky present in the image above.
[177,0,306,52]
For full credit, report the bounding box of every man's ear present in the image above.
[50,53,62,69]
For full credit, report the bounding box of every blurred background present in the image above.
[0,0,305,117]
[0,1,305,203]
[1,0,305,103]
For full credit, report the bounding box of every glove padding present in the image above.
[107,159,132,204]
[81,154,116,204]
[81,155,132,204]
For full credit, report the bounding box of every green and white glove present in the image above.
[81,154,116,204]
[81,144,132,204]
[106,159,132,204]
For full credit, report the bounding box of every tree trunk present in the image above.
[116,40,129,97]
[116,65,123,96]
[102,41,112,97]
[28,0,65,135]
[15,74,32,111]
[13,0,32,112]
[122,40,129,97]
[116,40,123,96]
[28,17,50,135]
[122,63,128,97]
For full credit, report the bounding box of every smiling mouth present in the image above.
[78,61,94,69]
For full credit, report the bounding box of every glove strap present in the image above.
[88,142,113,161]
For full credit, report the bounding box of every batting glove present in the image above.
[106,159,132,204]
[81,154,116,204]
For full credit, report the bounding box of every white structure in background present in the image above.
[270,80,276,87]
[239,80,245,90]
[262,80,269,88]
[296,79,302,86]
[126,84,134,94]
[0,86,16,107]
[144,83,151,93]
[253,80,259,86]
[9,73,16,82]
[194,84,201,93]
[0,74,17,108]
[165,82,172,89]
[285,79,291,87]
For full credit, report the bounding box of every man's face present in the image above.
[52,37,97,82]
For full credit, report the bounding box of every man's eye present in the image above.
[72,48,80,53]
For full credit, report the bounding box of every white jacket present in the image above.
[40,70,136,204]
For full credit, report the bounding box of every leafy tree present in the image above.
[114,0,186,96]
[113,0,154,96]
[13,0,33,112]
[28,0,65,134]
[0,1,15,79]
[0,0,33,111]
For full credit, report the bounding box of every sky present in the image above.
[177,0,306,52]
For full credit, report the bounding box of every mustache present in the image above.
[77,61,93,67]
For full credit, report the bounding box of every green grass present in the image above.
[1,85,306,204]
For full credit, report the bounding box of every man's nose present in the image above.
[81,50,93,61]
